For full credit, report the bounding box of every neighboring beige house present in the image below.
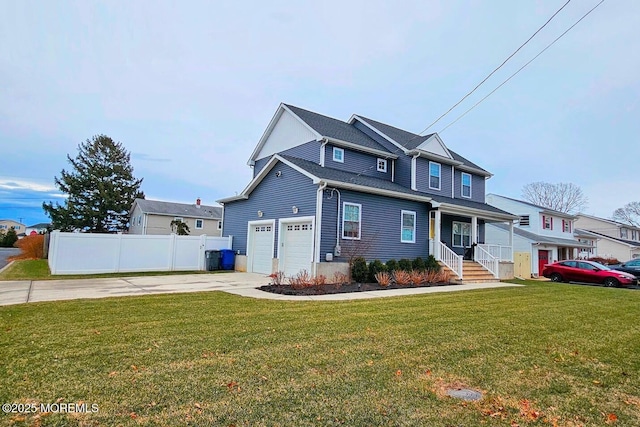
[128,198,223,236]
[575,214,640,261]
[0,219,26,236]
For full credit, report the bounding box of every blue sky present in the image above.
[1,0,638,226]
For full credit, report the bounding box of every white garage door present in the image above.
[282,221,313,276]
[248,223,274,274]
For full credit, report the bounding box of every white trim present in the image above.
[452,221,471,248]
[332,147,344,163]
[429,161,441,190]
[348,115,409,153]
[321,179,432,203]
[195,219,204,229]
[411,155,417,191]
[377,158,387,172]
[314,185,325,265]
[342,202,362,240]
[461,172,472,199]
[415,133,454,160]
[277,215,315,275]
[451,165,455,198]
[320,141,327,167]
[325,137,398,159]
[247,219,276,274]
[391,160,395,182]
[400,210,416,244]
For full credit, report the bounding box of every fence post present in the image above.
[169,233,177,271]
[199,234,207,271]
[115,233,124,273]
[227,235,233,250]
[48,230,59,275]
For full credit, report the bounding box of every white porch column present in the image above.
[434,210,441,259]
[471,216,478,244]
[509,221,514,262]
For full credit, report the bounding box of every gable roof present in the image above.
[490,223,592,248]
[577,213,640,231]
[133,199,222,219]
[575,228,640,248]
[353,115,490,175]
[487,194,577,219]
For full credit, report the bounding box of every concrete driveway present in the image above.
[0,272,271,306]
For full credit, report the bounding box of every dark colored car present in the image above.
[612,258,640,278]
[542,260,638,287]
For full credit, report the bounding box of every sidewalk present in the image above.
[0,272,522,306]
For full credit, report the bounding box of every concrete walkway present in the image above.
[0,272,522,306]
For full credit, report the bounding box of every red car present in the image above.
[542,260,638,288]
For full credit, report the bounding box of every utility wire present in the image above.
[439,0,605,133]
[417,0,572,135]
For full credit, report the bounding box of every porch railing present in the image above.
[477,244,513,262]
[439,241,462,279]
[474,245,499,279]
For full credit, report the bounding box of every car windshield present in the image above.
[590,261,611,271]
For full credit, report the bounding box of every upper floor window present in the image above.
[429,161,441,190]
[195,219,204,229]
[562,219,571,233]
[621,228,629,239]
[461,173,471,198]
[401,210,416,243]
[377,158,387,172]
[542,215,553,230]
[342,202,361,240]
[218,221,222,230]
[333,147,344,163]
[519,215,530,226]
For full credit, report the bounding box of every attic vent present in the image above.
[275,171,282,177]
[519,215,530,226]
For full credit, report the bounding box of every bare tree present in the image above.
[521,182,588,214]
[612,202,640,227]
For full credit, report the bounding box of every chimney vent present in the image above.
[196,198,201,208]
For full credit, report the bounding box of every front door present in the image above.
[538,250,550,276]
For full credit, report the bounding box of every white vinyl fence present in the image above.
[48,231,232,275]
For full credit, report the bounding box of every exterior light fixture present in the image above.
[257,210,263,217]
[292,206,299,214]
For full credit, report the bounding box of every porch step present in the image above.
[439,261,497,284]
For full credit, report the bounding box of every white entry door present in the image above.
[248,222,274,274]
[281,220,314,276]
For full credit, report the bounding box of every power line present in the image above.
[439,0,606,133]
[417,0,572,135]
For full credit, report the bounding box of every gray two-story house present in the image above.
[218,104,516,280]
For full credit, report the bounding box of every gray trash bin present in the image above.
[205,250,221,271]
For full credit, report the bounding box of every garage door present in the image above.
[282,221,313,276]
[248,223,274,274]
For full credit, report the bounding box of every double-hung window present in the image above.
[562,219,571,233]
[542,215,553,230]
[333,147,344,163]
[342,202,361,240]
[429,161,441,190]
[461,173,471,198]
[401,210,416,243]
[195,219,204,229]
[452,221,471,247]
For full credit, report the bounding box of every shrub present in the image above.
[374,271,391,286]
[368,260,386,282]
[412,257,426,272]
[268,271,285,285]
[425,255,441,272]
[351,257,368,283]
[398,258,413,271]
[588,256,620,265]
[312,274,327,288]
[288,270,313,289]
[331,272,349,286]
[409,270,424,285]
[393,270,412,286]
[435,269,451,283]
[385,259,399,273]
[10,234,45,260]
[423,270,439,284]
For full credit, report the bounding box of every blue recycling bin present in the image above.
[220,249,236,270]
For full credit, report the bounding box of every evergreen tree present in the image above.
[170,219,190,236]
[43,135,144,233]
[0,227,18,247]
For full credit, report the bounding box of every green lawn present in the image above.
[1,280,638,426]
[0,259,212,281]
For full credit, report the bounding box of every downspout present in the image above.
[411,154,419,191]
[320,139,328,166]
[314,182,328,273]
[327,187,342,256]
[451,165,455,198]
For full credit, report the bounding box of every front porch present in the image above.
[428,201,518,281]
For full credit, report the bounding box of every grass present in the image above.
[0,259,213,281]
[1,280,639,426]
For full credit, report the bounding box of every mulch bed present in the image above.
[258,281,458,296]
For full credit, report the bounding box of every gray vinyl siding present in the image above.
[253,157,271,178]
[415,157,453,196]
[352,121,411,187]
[441,214,486,256]
[222,162,317,256]
[323,144,391,180]
[319,188,430,262]
[280,140,322,164]
[453,169,486,203]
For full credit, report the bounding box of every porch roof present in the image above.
[430,195,517,221]
[492,223,593,248]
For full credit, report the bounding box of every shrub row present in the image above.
[351,256,441,283]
